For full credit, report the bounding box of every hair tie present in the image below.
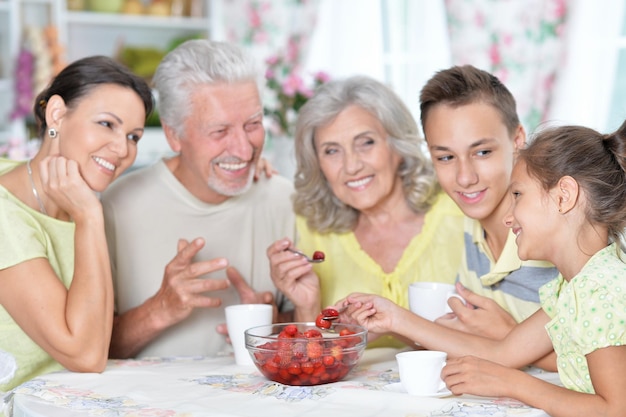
[39,100,47,108]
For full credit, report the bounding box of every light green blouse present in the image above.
[540,243,626,393]
[0,159,75,392]
[296,192,465,348]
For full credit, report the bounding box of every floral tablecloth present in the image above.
[4,348,558,417]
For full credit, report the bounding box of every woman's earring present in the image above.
[48,128,58,138]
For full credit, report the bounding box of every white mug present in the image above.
[408,282,465,321]
[225,304,273,366]
[396,350,447,395]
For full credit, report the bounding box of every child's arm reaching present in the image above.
[435,283,557,371]
[443,345,626,417]
[344,292,553,368]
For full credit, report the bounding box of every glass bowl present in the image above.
[245,322,367,386]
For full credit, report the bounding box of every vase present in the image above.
[265,135,296,182]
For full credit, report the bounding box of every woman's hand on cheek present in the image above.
[39,156,101,219]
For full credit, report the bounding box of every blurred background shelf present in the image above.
[0,0,215,166]
[65,10,208,29]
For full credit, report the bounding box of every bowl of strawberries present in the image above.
[245,321,367,386]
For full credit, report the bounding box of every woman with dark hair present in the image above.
[267,75,465,348]
[0,55,153,391]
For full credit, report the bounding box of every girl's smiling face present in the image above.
[314,105,403,214]
[505,159,560,262]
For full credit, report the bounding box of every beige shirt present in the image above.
[101,159,296,358]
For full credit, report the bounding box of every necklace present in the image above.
[26,159,47,215]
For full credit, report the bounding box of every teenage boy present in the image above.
[419,65,559,341]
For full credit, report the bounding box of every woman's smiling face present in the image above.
[314,105,403,214]
[56,84,146,192]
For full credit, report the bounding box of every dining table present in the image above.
[4,348,559,417]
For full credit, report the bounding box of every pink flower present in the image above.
[286,37,300,63]
[263,48,330,136]
[259,1,271,13]
[298,86,314,98]
[247,6,262,28]
[253,31,269,43]
[281,73,304,97]
[543,74,555,91]
[314,71,331,83]
[266,55,280,66]
[489,44,501,66]
[474,11,485,27]
[551,0,567,19]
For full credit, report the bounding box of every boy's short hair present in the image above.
[419,65,520,136]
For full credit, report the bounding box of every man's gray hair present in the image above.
[153,39,259,136]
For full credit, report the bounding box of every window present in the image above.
[606,4,626,131]
[306,0,450,126]
[380,0,450,125]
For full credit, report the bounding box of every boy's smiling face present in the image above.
[424,101,524,226]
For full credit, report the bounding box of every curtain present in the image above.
[221,0,319,59]
[221,0,321,132]
[547,0,625,132]
[380,0,451,126]
[445,0,568,133]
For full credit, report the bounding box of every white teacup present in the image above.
[408,282,464,321]
[396,350,447,396]
[225,304,273,366]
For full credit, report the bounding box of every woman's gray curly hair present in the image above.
[293,75,439,233]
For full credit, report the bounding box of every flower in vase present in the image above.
[263,53,329,138]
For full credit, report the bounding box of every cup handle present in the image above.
[444,293,465,314]
[439,361,447,391]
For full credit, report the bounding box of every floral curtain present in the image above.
[221,0,321,137]
[445,0,568,132]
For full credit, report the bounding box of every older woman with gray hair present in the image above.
[267,75,464,348]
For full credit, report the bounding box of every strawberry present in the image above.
[306,341,323,359]
[312,250,325,261]
[330,345,344,361]
[301,361,315,374]
[322,355,335,367]
[303,328,322,339]
[287,361,302,375]
[315,313,331,329]
[283,324,298,337]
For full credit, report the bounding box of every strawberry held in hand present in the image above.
[312,251,325,261]
[315,308,339,329]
